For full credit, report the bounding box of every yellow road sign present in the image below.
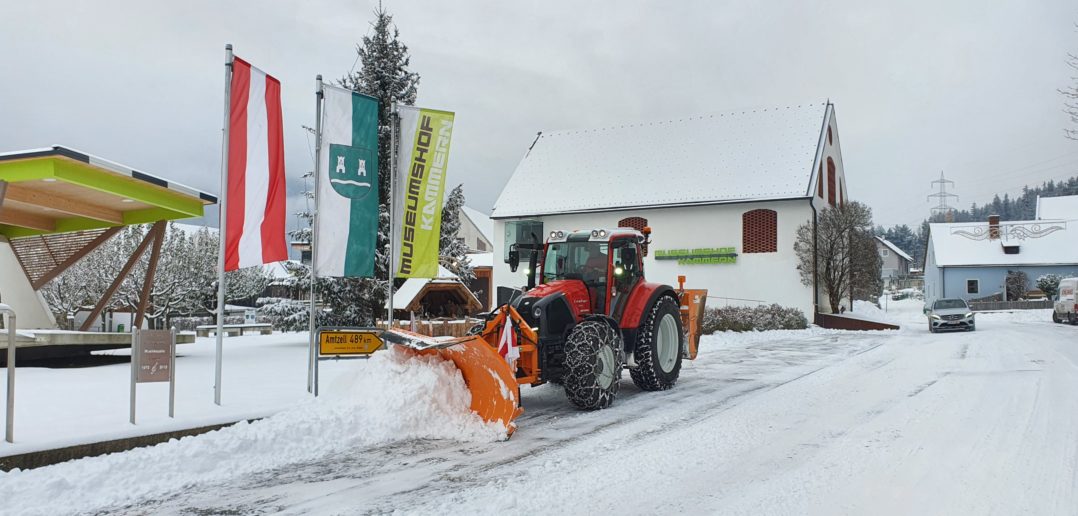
[319,328,383,356]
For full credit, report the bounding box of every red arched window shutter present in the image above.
[742,209,777,253]
[827,157,837,207]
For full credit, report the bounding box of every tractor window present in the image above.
[611,239,642,284]
[542,242,608,285]
[503,220,544,263]
[610,238,642,317]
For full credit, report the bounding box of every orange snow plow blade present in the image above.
[381,308,535,437]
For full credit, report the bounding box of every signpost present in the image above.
[1,304,15,443]
[313,327,383,396]
[130,328,176,424]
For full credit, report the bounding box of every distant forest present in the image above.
[875,175,1078,267]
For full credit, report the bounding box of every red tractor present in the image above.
[387,227,706,435]
[497,227,706,409]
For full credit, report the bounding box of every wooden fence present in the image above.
[969,300,1052,311]
[377,318,484,338]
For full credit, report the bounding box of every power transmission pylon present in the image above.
[928,171,959,222]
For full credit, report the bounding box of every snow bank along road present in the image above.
[4,309,1078,515]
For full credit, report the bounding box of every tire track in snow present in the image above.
[113,332,889,515]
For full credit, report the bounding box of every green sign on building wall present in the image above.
[654,247,738,265]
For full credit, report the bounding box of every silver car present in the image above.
[925,298,976,333]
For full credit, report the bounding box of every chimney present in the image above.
[988,215,1000,239]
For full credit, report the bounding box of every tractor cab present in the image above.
[539,229,646,317]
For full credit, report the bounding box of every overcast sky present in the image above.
[2,0,1077,233]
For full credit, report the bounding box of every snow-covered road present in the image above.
[5,306,1078,515]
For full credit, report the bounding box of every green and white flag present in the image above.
[392,105,455,279]
[315,85,380,277]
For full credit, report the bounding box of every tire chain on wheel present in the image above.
[563,320,623,410]
[630,296,684,391]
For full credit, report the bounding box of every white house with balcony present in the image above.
[489,101,850,317]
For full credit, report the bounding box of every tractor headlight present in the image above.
[533,306,542,319]
[522,267,530,275]
[591,229,599,237]
[614,266,624,276]
[598,229,607,237]
[550,231,557,239]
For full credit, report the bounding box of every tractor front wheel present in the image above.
[630,296,684,391]
[563,320,623,410]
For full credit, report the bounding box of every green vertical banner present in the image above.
[393,106,455,278]
[315,85,380,277]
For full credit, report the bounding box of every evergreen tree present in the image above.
[851,229,884,303]
[439,184,475,282]
[339,6,419,208]
[320,5,420,324]
[1037,274,1063,300]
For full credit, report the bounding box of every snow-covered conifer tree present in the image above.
[439,184,474,282]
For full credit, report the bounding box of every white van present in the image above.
[1053,277,1078,324]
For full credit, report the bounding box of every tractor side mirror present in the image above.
[508,246,520,273]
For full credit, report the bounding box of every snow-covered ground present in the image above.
[0,331,361,457]
[4,300,1078,515]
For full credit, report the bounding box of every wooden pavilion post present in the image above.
[133,222,166,330]
[78,221,165,332]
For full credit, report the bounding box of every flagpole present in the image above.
[387,101,398,330]
[307,76,324,395]
[213,43,234,406]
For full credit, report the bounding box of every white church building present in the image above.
[489,101,850,317]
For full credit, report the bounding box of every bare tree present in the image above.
[1064,25,1078,141]
[794,201,876,313]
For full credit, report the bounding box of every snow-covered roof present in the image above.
[391,265,462,307]
[263,260,300,280]
[466,252,493,268]
[929,220,1078,267]
[492,102,830,218]
[1036,195,1078,220]
[875,236,913,262]
[461,206,495,244]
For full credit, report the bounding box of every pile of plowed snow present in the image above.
[0,346,506,515]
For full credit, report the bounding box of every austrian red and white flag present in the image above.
[224,56,287,271]
[498,317,519,366]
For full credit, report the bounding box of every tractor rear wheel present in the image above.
[630,296,684,391]
[563,320,622,410]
